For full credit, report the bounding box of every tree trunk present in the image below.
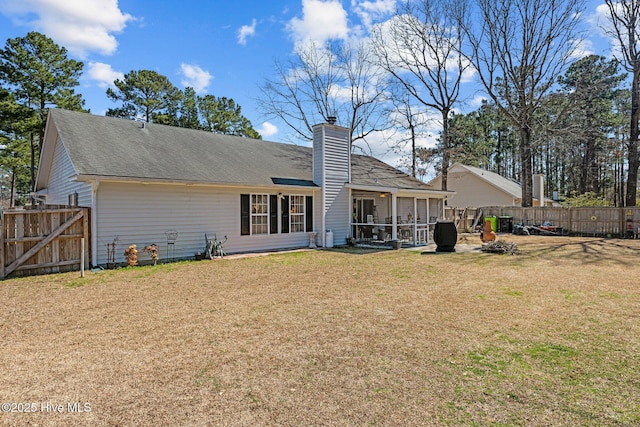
[30,132,36,202]
[10,170,16,208]
[410,123,416,178]
[581,138,597,194]
[496,130,503,176]
[520,126,533,207]
[628,70,640,206]
[441,109,450,191]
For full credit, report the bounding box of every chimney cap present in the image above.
[327,116,337,125]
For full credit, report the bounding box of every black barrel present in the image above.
[433,220,457,252]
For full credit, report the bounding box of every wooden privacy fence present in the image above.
[475,206,640,237]
[1,205,90,278]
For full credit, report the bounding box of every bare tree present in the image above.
[336,41,389,153]
[386,86,433,177]
[257,40,388,153]
[604,0,640,206]
[462,0,583,206]
[371,0,469,190]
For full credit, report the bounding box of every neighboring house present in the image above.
[36,109,453,267]
[429,163,555,208]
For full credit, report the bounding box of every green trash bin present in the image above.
[484,215,497,232]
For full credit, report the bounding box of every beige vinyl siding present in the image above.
[95,182,313,265]
[431,173,517,208]
[447,173,516,208]
[43,136,91,206]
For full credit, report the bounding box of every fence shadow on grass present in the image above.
[329,246,394,256]
[519,238,640,266]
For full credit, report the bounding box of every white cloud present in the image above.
[360,127,439,178]
[351,0,396,28]
[287,0,349,45]
[592,3,612,27]
[460,62,477,84]
[589,3,625,59]
[569,38,595,59]
[257,121,278,137]
[469,95,488,109]
[238,19,257,45]
[180,64,213,94]
[86,62,124,88]
[0,0,134,57]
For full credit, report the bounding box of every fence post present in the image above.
[81,238,85,278]
[0,211,4,278]
[83,208,90,270]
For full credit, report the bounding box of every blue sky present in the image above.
[0,0,618,172]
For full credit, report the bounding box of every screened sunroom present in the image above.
[349,187,448,247]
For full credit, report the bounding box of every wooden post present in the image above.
[83,208,90,270]
[0,210,4,278]
[81,238,85,278]
[51,211,60,273]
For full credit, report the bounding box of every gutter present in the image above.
[73,174,318,192]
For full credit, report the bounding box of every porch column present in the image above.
[391,193,398,241]
[413,198,418,243]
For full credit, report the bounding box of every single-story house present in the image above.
[36,109,453,267]
[429,163,555,208]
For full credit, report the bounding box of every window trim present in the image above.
[241,193,313,236]
[289,194,306,233]
[250,194,269,235]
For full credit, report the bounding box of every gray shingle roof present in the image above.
[45,108,438,191]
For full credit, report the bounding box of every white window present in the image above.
[251,194,269,235]
[290,195,305,233]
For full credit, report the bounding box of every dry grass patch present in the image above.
[1,235,639,426]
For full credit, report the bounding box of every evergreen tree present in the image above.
[106,71,261,138]
[558,55,624,195]
[0,31,85,192]
[178,87,201,130]
[0,88,36,206]
[198,95,261,138]
[106,69,182,123]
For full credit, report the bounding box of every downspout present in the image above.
[348,187,352,240]
[91,180,100,266]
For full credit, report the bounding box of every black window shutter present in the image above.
[269,195,278,234]
[240,194,250,235]
[281,196,289,234]
[305,196,313,232]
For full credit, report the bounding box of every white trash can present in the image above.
[325,230,334,248]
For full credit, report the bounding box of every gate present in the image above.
[1,205,90,278]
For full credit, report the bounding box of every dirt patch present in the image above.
[1,235,639,426]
